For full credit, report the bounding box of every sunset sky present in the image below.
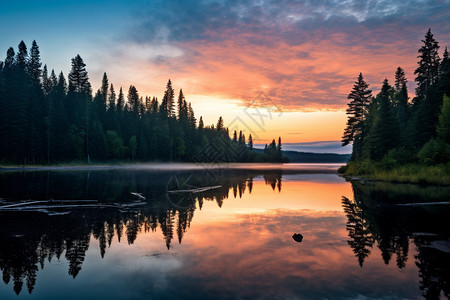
[1,0,450,151]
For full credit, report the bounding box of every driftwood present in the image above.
[0,198,146,214]
[168,185,222,194]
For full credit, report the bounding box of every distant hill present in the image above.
[253,149,351,163]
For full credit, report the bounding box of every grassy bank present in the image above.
[338,161,450,185]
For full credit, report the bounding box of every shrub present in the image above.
[417,139,450,165]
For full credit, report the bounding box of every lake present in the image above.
[0,163,449,299]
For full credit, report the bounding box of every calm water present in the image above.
[0,164,449,299]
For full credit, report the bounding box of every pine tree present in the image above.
[68,54,91,94]
[50,69,58,88]
[160,79,175,117]
[28,40,41,86]
[16,41,28,70]
[366,79,399,159]
[342,73,373,159]
[4,47,15,69]
[108,84,116,112]
[248,134,253,150]
[100,72,109,106]
[216,116,224,131]
[127,85,140,115]
[177,89,187,120]
[187,102,196,128]
[42,65,53,95]
[117,87,124,112]
[409,30,443,147]
[414,29,440,100]
[150,97,158,113]
[393,67,409,136]
[198,116,204,129]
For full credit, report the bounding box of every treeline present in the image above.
[0,41,287,164]
[342,29,450,168]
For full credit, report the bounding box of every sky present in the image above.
[1,0,450,152]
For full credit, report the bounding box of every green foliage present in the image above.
[437,95,450,141]
[0,41,286,165]
[105,130,125,159]
[417,138,450,165]
[342,29,450,183]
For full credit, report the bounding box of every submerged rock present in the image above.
[292,233,303,243]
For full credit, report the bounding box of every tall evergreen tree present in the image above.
[409,30,443,147]
[42,65,52,95]
[393,67,409,136]
[177,89,187,121]
[414,29,440,100]
[16,41,28,70]
[4,47,15,69]
[116,87,124,112]
[216,116,224,131]
[342,73,373,159]
[100,72,109,103]
[68,55,91,94]
[28,40,41,86]
[160,79,175,118]
[108,84,116,112]
[127,85,140,115]
[248,134,253,150]
[366,79,399,159]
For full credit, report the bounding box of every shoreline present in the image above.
[338,161,450,186]
[0,162,345,173]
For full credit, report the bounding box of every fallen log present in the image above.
[168,185,222,194]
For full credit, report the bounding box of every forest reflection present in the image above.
[0,170,449,298]
[343,181,450,299]
[0,169,283,295]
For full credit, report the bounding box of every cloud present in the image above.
[114,0,450,110]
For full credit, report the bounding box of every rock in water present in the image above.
[292,233,303,243]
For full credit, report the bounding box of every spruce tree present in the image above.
[393,67,409,136]
[68,55,91,94]
[216,116,224,131]
[414,29,440,100]
[28,40,41,86]
[409,30,443,147]
[100,72,109,103]
[177,89,187,121]
[366,79,399,159]
[42,65,52,95]
[160,79,174,117]
[127,85,140,115]
[117,87,124,112]
[342,73,373,159]
[16,41,28,70]
[4,47,15,69]
[248,134,253,150]
[108,84,116,112]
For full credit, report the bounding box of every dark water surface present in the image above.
[0,164,449,299]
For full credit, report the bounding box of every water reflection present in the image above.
[343,180,450,299]
[0,168,448,299]
[0,169,285,295]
